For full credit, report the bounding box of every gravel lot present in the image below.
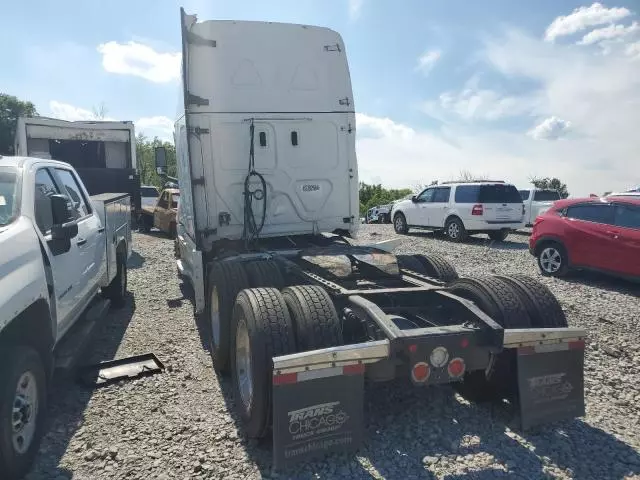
[28,226,640,480]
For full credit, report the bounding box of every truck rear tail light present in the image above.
[411,362,430,383]
[429,346,449,368]
[447,358,465,378]
[471,204,483,216]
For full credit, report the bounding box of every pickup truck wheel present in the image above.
[0,347,47,480]
[102,253,127,308]
[208,262,249,374]
[495,275,567,328]
[447,277,531,402]
[138,215,151,233]
[231,288,296,438]
[488,229,510,242]
[283,285,343,351]
[445,217,467,242]
[393,213,409,234]
[245,260,285,289]
[412,254,459,283]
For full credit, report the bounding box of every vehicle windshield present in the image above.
[0,167,20,227]
[478,184,523,203]
[533,190,561,202]
[141,187,159,198]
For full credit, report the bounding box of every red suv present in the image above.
[529,196,640,279]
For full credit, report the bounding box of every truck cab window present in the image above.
[35,169,60,234]
[158,192,169,209]
[55,168,91,218]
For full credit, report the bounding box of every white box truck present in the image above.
[159,9,587,468]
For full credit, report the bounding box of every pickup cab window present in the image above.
[35,169,60,234]
[533,190,561,202]
[55,168,91,218]
[171,193,180,209]
[0,167,19,227]
[158,192,169,209]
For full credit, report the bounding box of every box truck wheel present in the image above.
[447,277,532,401]
[245,260,285,289]
[231,288,296,438]
[207,262,249,374]
[0,347,47,480]
[412,254,459,283]
[495,275,567,328]
[282,285,343,351]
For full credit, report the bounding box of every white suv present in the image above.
[391,181,525,242]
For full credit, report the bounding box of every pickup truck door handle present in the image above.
[77,238,87,246]
[97,227,105,233]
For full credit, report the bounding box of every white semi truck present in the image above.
[160,9,587,468]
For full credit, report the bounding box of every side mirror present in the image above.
[155,147,167,175]
[49,194,78,248]
[411,195,418,203]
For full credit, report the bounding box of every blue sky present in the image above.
[2,0,639,195]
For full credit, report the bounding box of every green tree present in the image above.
[530,177,569,198]
[0,93,38,155]
[359,182,412,215]
[136,134,177,188]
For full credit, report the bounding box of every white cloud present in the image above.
[97,41,180,83]
[49,101,114,121]
[348,0,364,20]
[545,2,631,42]
[577,21,639,45]
[136,116,174,142]
[528,116,572,140]
[416,50,441,76]
[626,41,640,58]
[47,101,173,142]
[356,113,415,139]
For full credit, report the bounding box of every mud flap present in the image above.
[272,364,365,469]
[516,340,585,429]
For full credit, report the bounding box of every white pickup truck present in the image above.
[0,156,131,479]
[519,188,562,227]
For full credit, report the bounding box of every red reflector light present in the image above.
[408,344,417,353]
[460,338,469,348]
[447,358,465,378]
[273,372,297,385]
[569,340,585,350]
[411,362,430,383]
[471,204,483,216]
[343,363,365,375]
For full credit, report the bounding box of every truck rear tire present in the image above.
[396,255,428,274]
[282,285,343,351]
[0,347,47,480]
[102,252,127,308]
[412,254,459,283]
[495,274,567,328]
[447,277,531,401]
[231,288,296,438]
[207,261,249,374]
[245,260,285,289]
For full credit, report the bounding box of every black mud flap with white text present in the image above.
[517,340,585,430]
[272,364,365,469]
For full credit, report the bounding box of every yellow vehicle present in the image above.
[138,188,179,237]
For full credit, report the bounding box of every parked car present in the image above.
[529,196,640,279]
[519,188,561,227]
[138,188,179,237]
[140,185,160,209]
[0,156,131,479]
[391,181,525,242]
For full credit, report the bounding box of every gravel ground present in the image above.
[27,226,640,480]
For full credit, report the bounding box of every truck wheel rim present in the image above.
[394,216,403,231]
[540,247,562,273]
[448,222,459,238]
[235,317,253,413]
[210,286,221,347]
[12,371,38,454]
